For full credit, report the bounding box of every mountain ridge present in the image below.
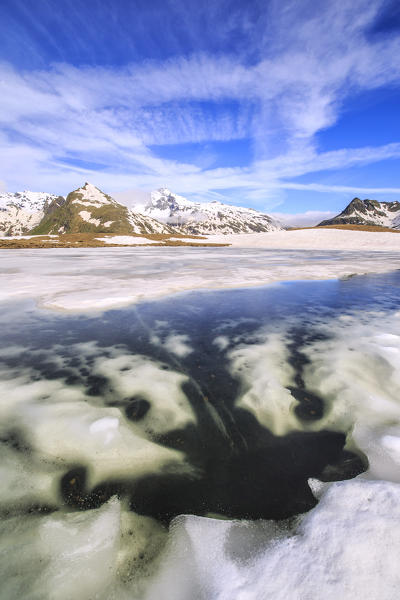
[1,184,282,237]
[318,197,400,229]
[29,183,175,236]
[132,187,282,234]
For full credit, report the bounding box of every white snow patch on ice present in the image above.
[156,334,193,358]
[212,336,230,351]
[93,352,196,434]
[229,333,299,436]
[89,417,119,445]
[0,352,192,491]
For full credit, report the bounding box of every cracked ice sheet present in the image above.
[1,246,400,312]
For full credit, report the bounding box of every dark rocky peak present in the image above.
[44,196,66,215]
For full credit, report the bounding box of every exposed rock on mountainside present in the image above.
[132,187,282,234]
[0,191,64,236]
[318,198,400,229]
[30,183,175,235]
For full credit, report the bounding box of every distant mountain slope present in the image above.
[0,191,64,236]
[132,187,282,234]
[31,183,175,235]
[318,198,400,229]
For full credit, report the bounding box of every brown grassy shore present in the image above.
[0,232,228,249]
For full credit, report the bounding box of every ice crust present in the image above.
[5,480,398,600]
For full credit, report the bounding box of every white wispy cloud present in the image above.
[0,0,399,207]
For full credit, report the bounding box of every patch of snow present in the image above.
[151,333,193,358]
[79,211,101,227]
[95,236,159,245]
[93,351,196,434]
[166,237,213,244]
[229,333,298,436]
[103,221,114,228]
[72,200,104,208]
[89,417,119,445]
[212,336,230,351]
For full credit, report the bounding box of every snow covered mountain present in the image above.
[31,183,175,235]
[1,183,282,237]
[132,187,282,234]
[318,198,400,229]
[0,191,63,236]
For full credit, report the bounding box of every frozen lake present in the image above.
[1,248,400,599]
[1,246,400,310]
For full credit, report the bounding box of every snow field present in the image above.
[207,227,400,249]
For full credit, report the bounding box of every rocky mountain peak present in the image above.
[28,183,175,236]
[318,198,400,228]
[70,183,115,206]
[138,187,282,234]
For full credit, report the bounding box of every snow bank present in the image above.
[207,228,400,250]
[144,478,400,600]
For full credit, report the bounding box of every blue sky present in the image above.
[1,0,400,224]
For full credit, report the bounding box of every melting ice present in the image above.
[1,262,400,599]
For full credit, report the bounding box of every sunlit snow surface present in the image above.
[1,249,400,599]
